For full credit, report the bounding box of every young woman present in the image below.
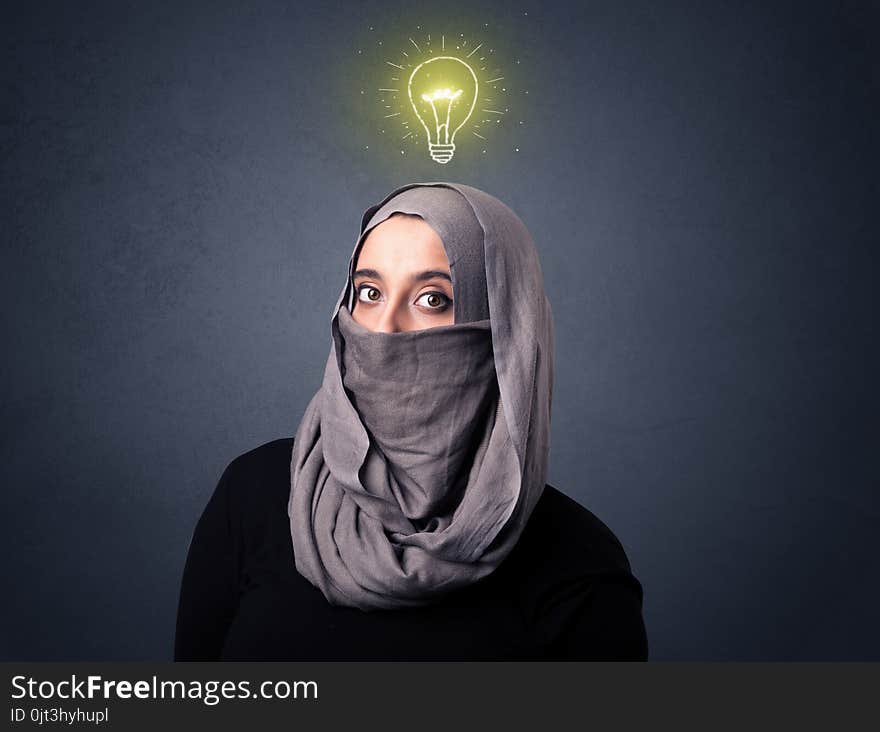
[174,182,648,660]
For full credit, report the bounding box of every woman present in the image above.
[174,181,648,660]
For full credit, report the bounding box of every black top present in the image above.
[174,438,648,661]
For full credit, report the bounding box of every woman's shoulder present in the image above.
[223,437,294,481]
[215,437,295,516]
[517,484,637,577]
[506,486,647,659]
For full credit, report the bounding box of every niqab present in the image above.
[289,182,554,610]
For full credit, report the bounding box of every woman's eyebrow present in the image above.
[412,270,452,283]
[353,268,383,280]
[353,268,452,284]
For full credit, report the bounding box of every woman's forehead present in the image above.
[356,215,449,269]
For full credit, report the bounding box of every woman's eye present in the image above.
[415,291,452,310]
[357,285,381,303]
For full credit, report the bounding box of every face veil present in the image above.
[288,181,554,611]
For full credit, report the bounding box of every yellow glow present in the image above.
[407,56,478,164]
[373,31,512,163]
[421,89,464,103]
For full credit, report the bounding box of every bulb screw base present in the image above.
[428,143,456,164]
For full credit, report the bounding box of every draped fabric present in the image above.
[289,182,554,610]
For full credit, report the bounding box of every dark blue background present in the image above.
[2,0,876,660]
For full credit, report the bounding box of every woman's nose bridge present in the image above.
[376,293,406,333]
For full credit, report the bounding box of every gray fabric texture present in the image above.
[356,186,490,323]
[288,181,554,611]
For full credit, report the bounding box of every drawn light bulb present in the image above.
[408,56,478,164]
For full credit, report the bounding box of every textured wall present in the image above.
[2,0,875,660]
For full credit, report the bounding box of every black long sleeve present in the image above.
[507,486,649,661]
[173,466,240,661]
[173,438,649,661]
[543,574,649,660]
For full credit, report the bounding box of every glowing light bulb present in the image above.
[407,56,478,164]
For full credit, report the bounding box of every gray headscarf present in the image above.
[288,181,554,611]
